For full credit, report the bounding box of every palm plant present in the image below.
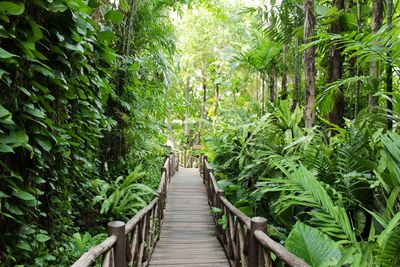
[91,165,156,220]
[209,99,400,266]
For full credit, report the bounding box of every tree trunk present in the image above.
[386,0,393,129]
[354,0,362,117]
[214,83,219,118]
[262,75,265,114]
[328,0,345,126]
[121,0,137,56]
[255,75,259,103]
[196,77,207,145]
[291,37,301,111]
[303,0,316,128]
[281,44,289,100]
[184,78,190,147]
[202,78,207,120]
[368,0,383,110]
[269,71,276,103]
[165,117,177,149]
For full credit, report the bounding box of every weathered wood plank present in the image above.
[149,168,229,267]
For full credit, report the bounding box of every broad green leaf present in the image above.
[0,104,11,118]
[25,106,46,119]
[5,201,24,215]
[0,1,25,15]
[28,19,43,41]
[0,130,29,147]
[105,10,124,24]
[0,144,13,153]
[16,241,32,251]
[377,212,400,246]
[0,68,7,78]
[98,28,114,43]
[88,0,100,8]
[13,189,36,202]
[285,222,341,267]
[210,207,222,213]
[340,13,357,31]
[65,0,91,13]
[217,179,233,189]
[0,104,13,124]
[36,137,52,152]
[31,64,55,78]
[0,47,17,59]
[36,234,50,242]
[49,2,68,12]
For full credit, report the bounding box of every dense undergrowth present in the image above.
[2,0,400,265]
[0,0,179,265]
[206,101,400,266]
[170,1,400,265]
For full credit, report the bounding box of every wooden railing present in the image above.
[175,149,197,168]
[71,153,178,267]
[200,154,310,267]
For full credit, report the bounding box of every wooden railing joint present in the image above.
[72,153,179,267]
[202,156,310,267]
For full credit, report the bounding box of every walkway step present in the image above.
[149,168,230,267]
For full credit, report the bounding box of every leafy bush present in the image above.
[207,100,400,266]
[0,0,175,265]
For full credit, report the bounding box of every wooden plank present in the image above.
[149,168,229,267]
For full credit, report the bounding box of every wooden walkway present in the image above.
[149,168,230,267]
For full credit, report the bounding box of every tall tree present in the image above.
[303,0,316,128]
[353,0,362,116]
[368,0,383,110]
[292,36,301,110]
[281,44,289,100]
[262,75,266,114]
[327,0,345,125]
[269,71,276,103]
[386,0,393,129]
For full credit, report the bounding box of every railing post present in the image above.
[108,221,126,267]
[199,153,204,173]
[170,153,173,176]
[208,168,214,204]
[248,217,267,267]
[176,152,180,171]
[157,189,164,221]
[168,154,172,181]
[161,167,167,208]
[203,155,208,183]
[183,148,187,167]
[172,153,176,174]
[216,189,224,238]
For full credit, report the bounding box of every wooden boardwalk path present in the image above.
[149,167,230,267]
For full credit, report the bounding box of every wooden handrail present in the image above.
[71,236,117,267]
[254,230,309,267]
[174,148,199,168]
[220,196,250,227]
[71,153,179,267]
[201,154,310,267]
[125,197,159,235]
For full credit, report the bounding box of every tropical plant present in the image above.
[91,165,156,220]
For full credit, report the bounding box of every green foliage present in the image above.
[285,221,342,267]
[207,102,400,265]
[0,0,179,265]
[91,166,156,220]
[171,0,400,265]
[259,165,358,246]
[375,213,400,267]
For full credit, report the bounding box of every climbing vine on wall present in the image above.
[0,0,180,265]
